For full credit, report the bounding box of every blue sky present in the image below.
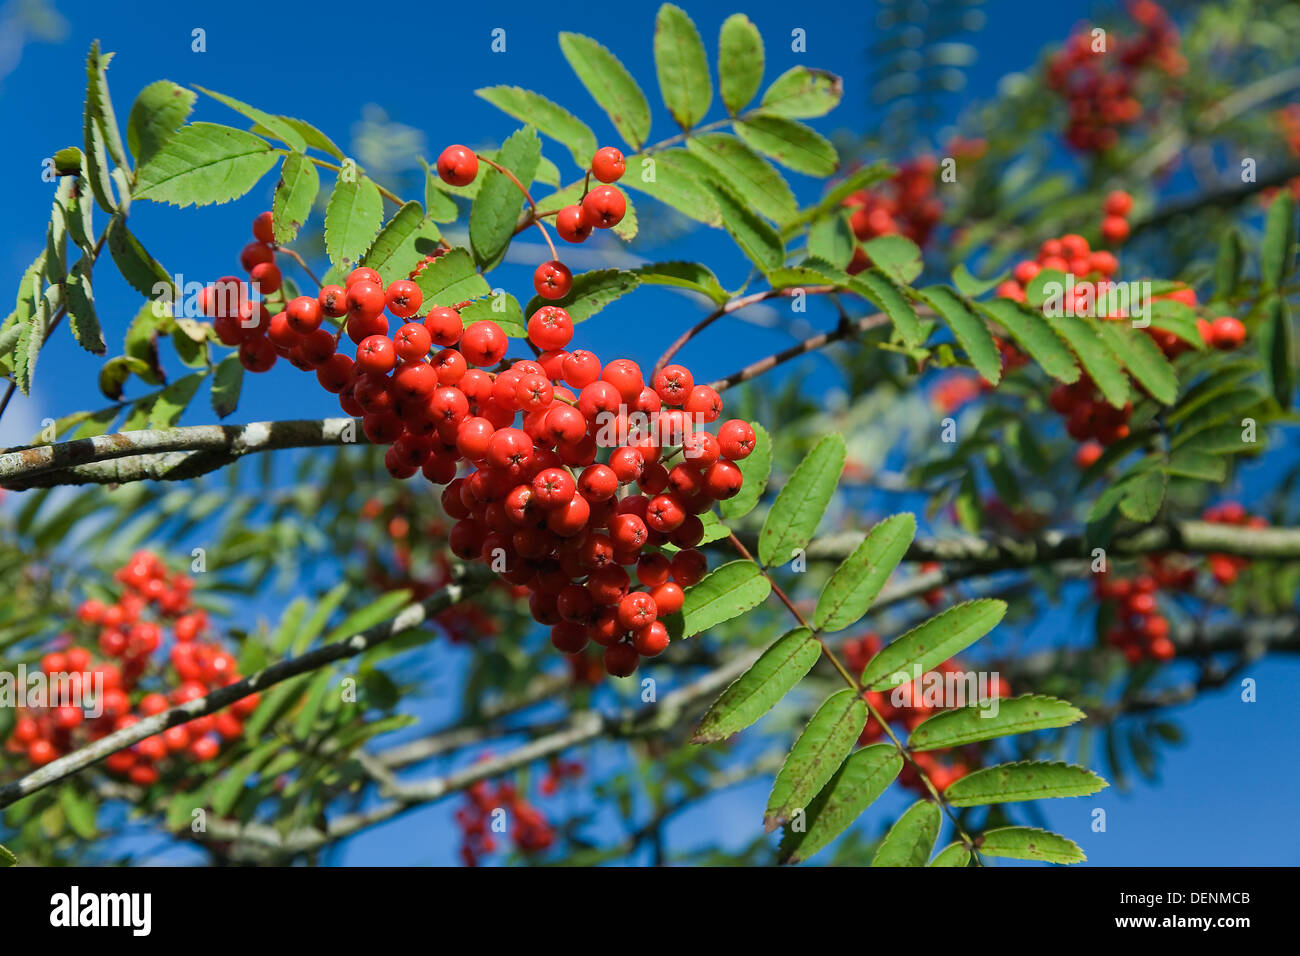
[1,0,1297,865]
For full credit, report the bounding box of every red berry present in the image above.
[603,642,639,677]
[1210,316,1245,350]
[527,306,574,351]
[239,336,277,373]
[581,185,626,229]
[1103,190,1133,217]
[250,261,281,294]
[386,279,423,318]
[556,205,593,243]
[240,242,275,272]
[286,295,323,334]
[394,322,433,363]
[591,147,626,183]
[319,284,348,317]
[437,145,479,187]
[252,211,275,243]
[534,260,573,300]
[717,419,756,460]
[425,306,464,347]
[347,281,386,322]
[461,320,508,367]
[356,335,397,375]
[346,267,384,288]
[633,621,670,657]
[1100,215,1130,245]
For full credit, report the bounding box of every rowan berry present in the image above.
[528,306,574,351]
[556,205,593,243]
[534,260,573,300]
[591,147,626,183]
[252,211,275,243]
[461,320,509,367]
[582,185,626,229]
[386,279,423,318]
[437,145,479,187]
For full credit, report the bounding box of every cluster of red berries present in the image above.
[4,552,257,785]
[455,758,582,866]
[1094,502,1265,661]
[201,207,752,677]
[1046,0,1185,153]
[840,138,986,272]
[843,634,1010,792]
[843,157,944,259]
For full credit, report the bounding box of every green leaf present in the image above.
[127,80,196,167]
[929,842,971,867]
[1096,320,1178,405]
[524,269,639,323]
[735,116,838,177]
[814,513,916,632]
[1117,468,1165,522]
[944,761,1108,806]
[211,743,277,817]
[324,589,412,644]
[765,689,868,829]
[862,235,922,285]
[708,180,785,271]
[0,843,17,867]
[1164,447,1226,481]
[106,215,173,300]
[413,247,491,306]
[458,294,526,338]
[718,13,764,114]
[1149,298,1205,351]
[681,559,772,638]
[272,151,320,243]
[1043,314,1129,408]
[952,263,1006,298]
[133,123,278,206]
[807,212,854,269]
[124,301,167,384]
[979,298,1078,383]
[469,126,541,270]
[687,132,797,224]
[778,743,900,862]
[654,4,711,130]
[559,32,651,150]
[1261,191,1297,291]
[978,826,1086,864]
[1213,227,1245,300]
[851,270,924,348]
[148,371,204,428]
[85,42,127,171]
[758,433,846,567]
[65,260,105,355]
[277,116,344,159]
[871,799,940,867]
[720,422,772,519]
[1261,296,1295,410]
[623,149,722,226]
[861,599,1007,690]
[760,66,843,118]
[633,261,729,305]
[475,86,597,168]
[918,286,1002,385]
[692,627,819,743]
[293,669,336,740]
[193,85,306,151]
[909,694,1085,751]
[210,353,244,418]
[59,786,98,839]
[324,175,383,271]
[362,201,442,282]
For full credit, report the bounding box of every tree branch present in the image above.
[0,417,364,489]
